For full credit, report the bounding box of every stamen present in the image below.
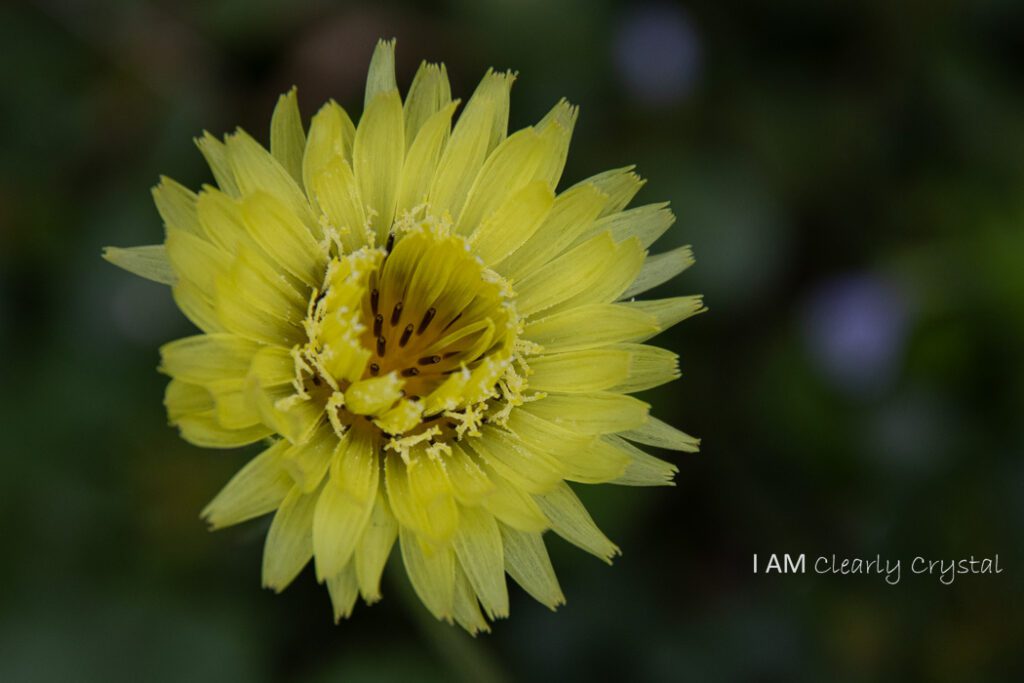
[418,355,442,365]
[399,324,414,347]
[385,232,395,253]
[377,336,386,356]
[369,362,380,376]
[373,313,383,337]
[370,289,379,313]
[418,307,436,334]
[401,367,420,377]
[391,301,403,326]
[442,312,463,332]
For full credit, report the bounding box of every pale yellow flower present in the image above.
[104,39,704,633]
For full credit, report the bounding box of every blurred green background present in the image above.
[2,0,1023,681]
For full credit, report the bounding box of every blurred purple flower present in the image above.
[613,4,701,106]
[802,274,911,396]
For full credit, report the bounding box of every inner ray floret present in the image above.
[294,214,523,451]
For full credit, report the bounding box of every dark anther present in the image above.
[446,421,457,429]
[408,395,421,402]
[377,336,386,356]
[390,301,403,326]
[441,312,463,332]
[370,289,379,313]
[401,367,420,377]
[443,351,460,359]
[418,355,442,365]
[369,362,380,375]
[418,307,436,334]
[373,313,383,337]
[399,324,414,347]
[385,232,395,253]
[312,376,322,386]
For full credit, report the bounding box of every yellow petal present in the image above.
[313,429,378,579]
[262,484,319,592]
[468,428,561,494]
[395,101,458,216]
[398,526,455,621]
[227,246,307,325]
[195,187,259,253]
[195,132,240,197]
[521,393,649,435]
[311,155,368,252]
[282,423,338,492]
[515,233,643,319]
[610,343,680,393]
[213,386,263,429]
[452,562,490,635]
[622,295,706,340]
[575,203,674,250]
[386,452,459,544]
[165,228,231,297]
[173,413,272,449]
[102,245,176,285]
[573,165,645,216]
[247,345,296,388]
[214,272,303,346]
[353,89,404,245]
[201,440,293,529]
[355,490,398,603]
[468,180,554,266]
[164,378,213,421]
[497,182,607,281]
[364,38,397,109]
[270,87,305,187]
[604,435,678,487]
[326,563,359,622]
[172,280,227,334]
[446,443,496,506]
[533,482,619,563]
[152,176,202,237]
[523,303,659,352]
[428,70,514,219]
[506,410,629,484]
[452,506,508,619]
[498,524,564,609]
[225,128,317,233]
[303,100,356,198]
[619,415,700,452]
[241,191,326,286]
[159,333,261,390]
[456,125,558,236]
[622,245,696,299]
[528,347,632,393]
[535,237,645,316]
[531,99,578,187]
[475,459,549,532]
[403,61,451,147]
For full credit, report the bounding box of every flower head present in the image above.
[104,39,704,633]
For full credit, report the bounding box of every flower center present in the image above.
[296,217,523,450]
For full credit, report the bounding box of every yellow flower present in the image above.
[104,39,704,633]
